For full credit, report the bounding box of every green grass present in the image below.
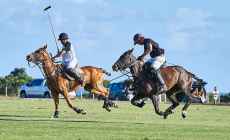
[0,97,230,140]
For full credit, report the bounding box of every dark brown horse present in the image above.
[26,45,117,118]
[112,49,206,119]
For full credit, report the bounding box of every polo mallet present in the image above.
[43,5,60,52]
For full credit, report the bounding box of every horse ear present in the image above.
[43,44,48,49]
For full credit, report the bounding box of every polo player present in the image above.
[133,33,167,94]
[52,33,83,85]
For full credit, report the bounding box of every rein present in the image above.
[27,55,56,79]
[38,63,47,79]
[109,60,139,82]
[108,71,130,82]
[27,61,48,79]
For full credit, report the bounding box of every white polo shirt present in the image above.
[62,44,78,69]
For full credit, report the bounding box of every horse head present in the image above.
[26,44,51,65]
[112,48,137,72]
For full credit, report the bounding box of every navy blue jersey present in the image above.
[144,39,164,57]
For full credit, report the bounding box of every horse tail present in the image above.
[169,65,207,103]
[186,71,203,82]
[184,70,207,85]
[100,68,111,76]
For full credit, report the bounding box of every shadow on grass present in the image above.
[0,115,145,125]
[0,114,46,118]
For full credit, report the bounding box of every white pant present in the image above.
[147,55,166,70]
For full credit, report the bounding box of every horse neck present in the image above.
[41,55,56,78]
[130,61,142,77]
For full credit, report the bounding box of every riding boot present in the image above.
[67,68,84,85]
[156,69,167,94]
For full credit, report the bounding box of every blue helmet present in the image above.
[58,32,69,40]
[133,33,143,45]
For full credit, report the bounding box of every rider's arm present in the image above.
[52,48,64,59]
[64,42,74,61]
[52,42,71,59]
[138,42,152,61]
[63,42,71,52]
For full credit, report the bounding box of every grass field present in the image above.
[0,97,230,140]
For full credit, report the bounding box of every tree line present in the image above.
[0,68,32,96]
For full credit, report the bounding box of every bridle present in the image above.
[116,55,140,79]
[27,50,56,79]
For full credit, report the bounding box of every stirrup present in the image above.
[157,86,167,94]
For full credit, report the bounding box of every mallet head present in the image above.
[44,6,51,11]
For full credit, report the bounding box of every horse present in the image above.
[112,48,207,119]
[26,44,117,118]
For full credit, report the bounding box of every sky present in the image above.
[0,0,230,92]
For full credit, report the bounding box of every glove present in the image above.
[137,56,144,61]
[51,56,56,61]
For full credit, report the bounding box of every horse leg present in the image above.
[52,92,59,118]
[131,95,146,108]
[151,95,164,116]
[164,94,179,119]
[181,96,192,119]
[92,83,118,111]
[106,89,118,108]
[91,89,111,112]
[180,86,195,119]
[62,89,86,115]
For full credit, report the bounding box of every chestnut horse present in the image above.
[112,49,206,119]
[26,45,116,118]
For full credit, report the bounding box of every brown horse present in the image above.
[112,49,206,119]
[26,45,117,118]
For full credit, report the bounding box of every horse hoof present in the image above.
[81,110,87,115]
[52,116,59,119]
[182,111,187,119]
[135,102,145,108]
[78,109,86,115]
[53,115,59,118]
[159,111,164,116]
[52,111,59,118]
[103,105,111,112]
[74,108,87,115]
[108,100,118,108]
[106,108,111,112]
[104,107,111,112]
[163,112,169,119]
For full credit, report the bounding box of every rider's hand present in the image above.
[51,56,56,61]
[137,56,144,61]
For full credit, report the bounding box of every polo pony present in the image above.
[112,49,207,119]
[26,45,117,118]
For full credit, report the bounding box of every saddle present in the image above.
[57,64,84,82]
[135,62,162,92]
[142,61,166,80]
